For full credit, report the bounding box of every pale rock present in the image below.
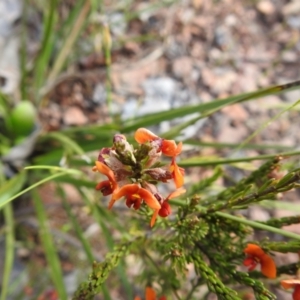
[257,0,275,15]
[248,206,270,222]
[222,104,249,123]
[172,56,193,79]
[63,106,88,125]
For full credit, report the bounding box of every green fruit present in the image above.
[10,101,37,137]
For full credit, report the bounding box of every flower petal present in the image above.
[138,188,161,210]
[170,159,184,188]
[145,287,156,300]
[135,128,158,143]
[243,244,265,258]
[281,279,299,290]
[112,184,140,201]
[95,161,116,183]
[243,257,257,271]
[95,180,114,196]
[167,188,186,200]
[150,210,159,227]
[293,285,300,300]
[260,254,276,278]
[161,140,177,156]
[108,184,139,209]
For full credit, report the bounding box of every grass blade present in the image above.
[56,185,94,264]
[45,132,86,156]
[121,80,300,132]
[0,203,14,300]
[33,0,58,99]
[78,189,133,298]
[179,150,300,167]
[32,189,68,299]
[47,0,91,84]
[2,172,67,208]
[216,212,300,241]
[0,171,27,209]
[183,139,293,151]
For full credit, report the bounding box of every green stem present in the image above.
[216,212,300,241]
[5,172,68,205]
[180,150,300,167]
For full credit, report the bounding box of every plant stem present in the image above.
[216,212,300,241]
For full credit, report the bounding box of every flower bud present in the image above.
[113,134,136,165]
[144,168,172,182]
[158,201,171,217]
[98,148,111,164]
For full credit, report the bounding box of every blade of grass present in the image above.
[216,211,300,241]
[33,0,58,100]
[31,189,68,299]
[161,114,204,140]
[121,79,300,132]
[57,184,112,299]
[56,0,86,40]
[232,99,300,155]
[0,171,27,210]
[0,203,14,300]
[179,150,300,167]
[2,172,68,208]
[20,0,29,100]
[56,185,94,263]
[25,165,82,175]
[78,188,133,298]
[260,200,300,212]
[54,177,95,189]
[102,23,113,114]
[45,132,87,157]
[46,0,91,84]
[183,139,293,151]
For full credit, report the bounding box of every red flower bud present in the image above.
[158,201,171,217]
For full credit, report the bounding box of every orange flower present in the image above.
[93,161,118,196]
[281,279,300,300]
[134,287,166,300]
[134,128,182,157]
[170,158,184,188]
[243,244,276,278]
[109,183,161,210]
[151,188,186,227]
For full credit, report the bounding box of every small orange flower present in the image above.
[170,158,184,188]
[134,128,182,157]
[243,244,276,278]
[281,279,300,300]
[134,287,166,300]
[109,183,161,210]
[151,188,186,227]
[93,161,118,196]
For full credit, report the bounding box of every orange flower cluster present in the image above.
[134,287,166,300]
[93,128,185,226]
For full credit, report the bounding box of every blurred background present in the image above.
[1,0,300,299]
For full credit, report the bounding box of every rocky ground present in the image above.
[1,0,300,299]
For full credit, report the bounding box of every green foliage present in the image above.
[2,1,300,299]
